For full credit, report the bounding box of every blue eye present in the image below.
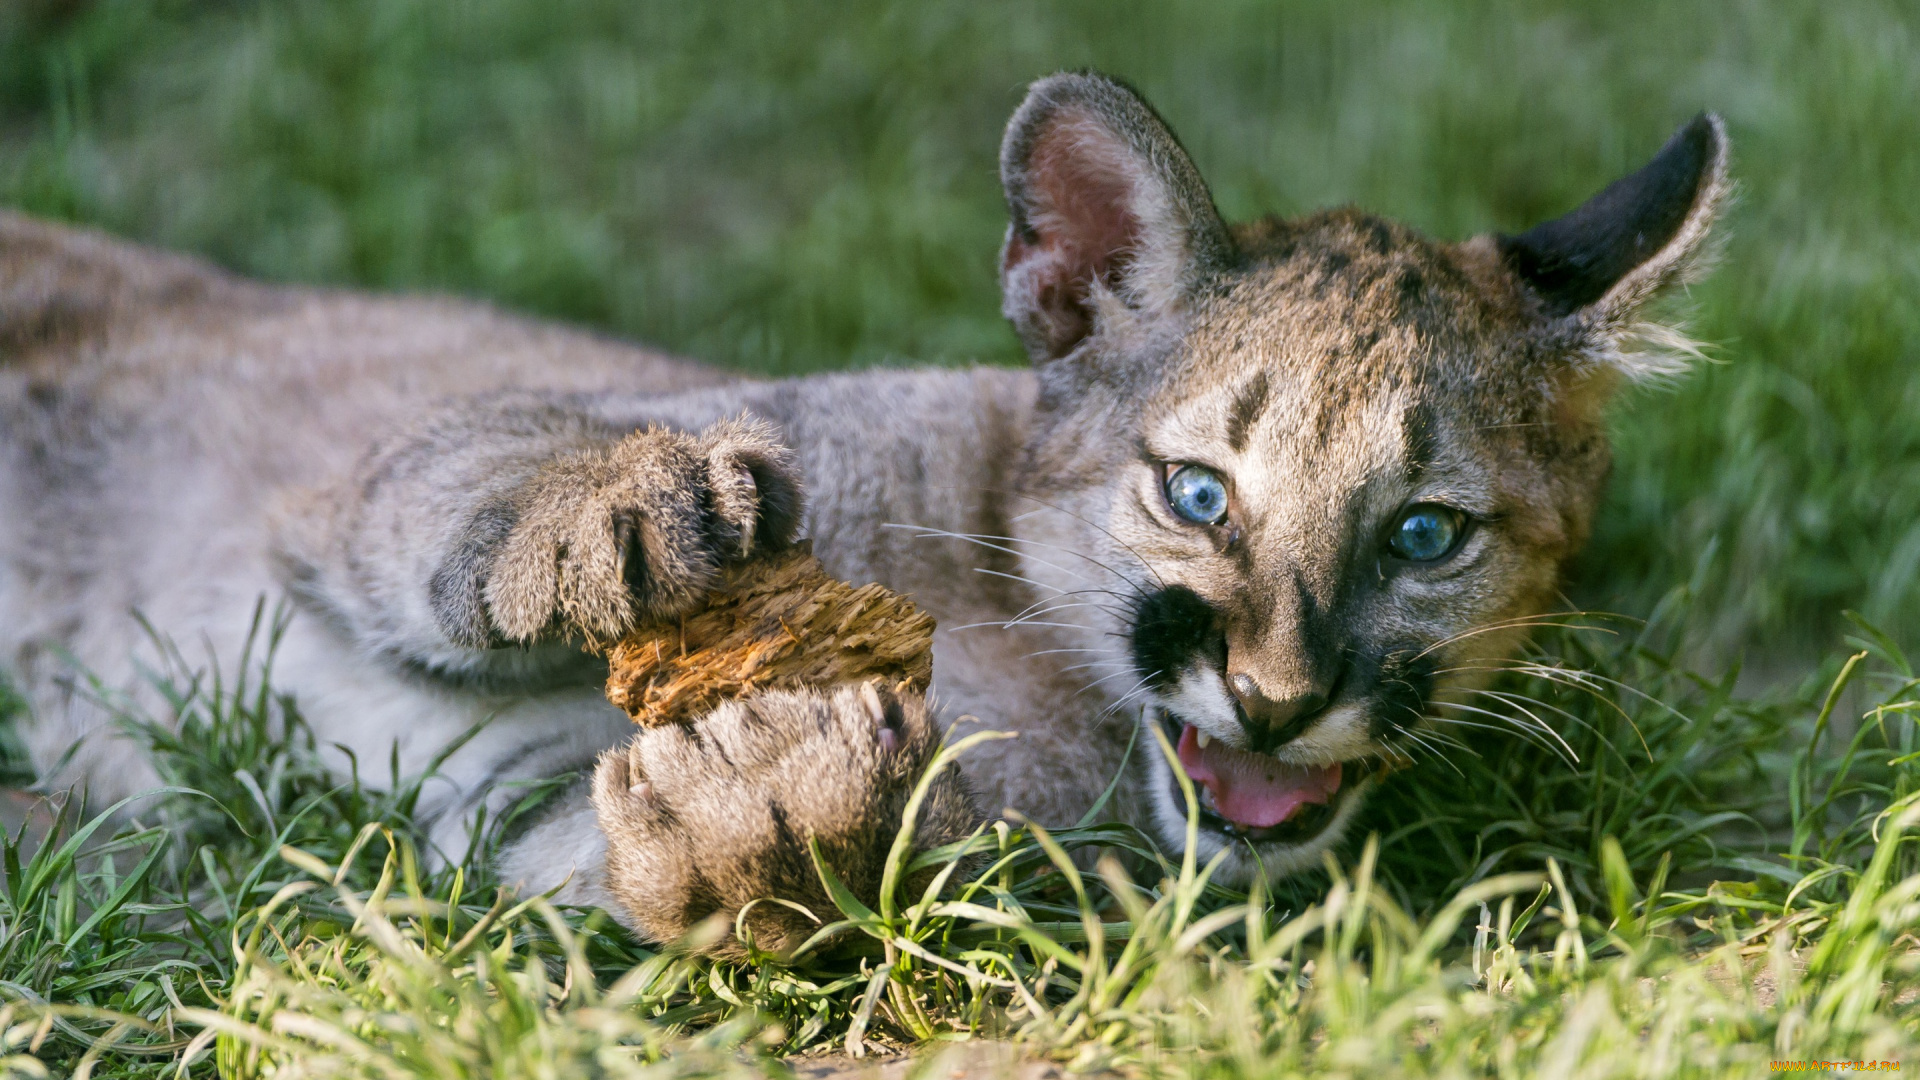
[1165,465,1229,525]
[1387,505,1466,562]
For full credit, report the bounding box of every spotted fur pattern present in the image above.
[0,72,1729,948]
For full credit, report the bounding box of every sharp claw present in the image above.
[860,681,887,728]
[731,463,759,557]
[877,728,898,755]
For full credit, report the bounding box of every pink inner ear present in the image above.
[1004,115,1144,357]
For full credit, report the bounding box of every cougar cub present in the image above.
[0,73,1726,952]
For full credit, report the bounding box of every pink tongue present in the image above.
[1176,725,1341,829]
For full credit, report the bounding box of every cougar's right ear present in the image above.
[999,72,1233,362]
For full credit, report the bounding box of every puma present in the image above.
[0,72,1727,952]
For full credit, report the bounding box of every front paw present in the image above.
[590,682,981,957]
[473,417,802,645]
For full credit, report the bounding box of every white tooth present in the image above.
[1196,731,1212,749]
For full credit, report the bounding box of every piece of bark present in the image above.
[603,544,935,726]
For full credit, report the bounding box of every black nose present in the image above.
[1228,672,1330,754]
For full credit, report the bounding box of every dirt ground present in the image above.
[789,1042,1080,1080]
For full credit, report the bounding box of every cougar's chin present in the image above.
[1142,706,1382,880]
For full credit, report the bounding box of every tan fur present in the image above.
[591,682,976,958]
[1,73,1729,948]
[483,418,797,644]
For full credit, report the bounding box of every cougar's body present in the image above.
[2,74,1728,944]
[0,221,1070,867]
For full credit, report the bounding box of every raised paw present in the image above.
[590,682,982,957]
[475,417,802,645]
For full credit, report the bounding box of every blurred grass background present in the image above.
[3,0,1916,663]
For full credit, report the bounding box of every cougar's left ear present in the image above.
[1497,113,1731,377]
[999,72,1234,362]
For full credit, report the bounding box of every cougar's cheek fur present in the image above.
[2,67,1728,941]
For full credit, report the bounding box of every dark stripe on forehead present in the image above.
[1402,401,1438,477]
[1225,370,1270,453]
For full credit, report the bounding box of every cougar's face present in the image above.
[1088,219,1598,878]
[995,73,1723,881]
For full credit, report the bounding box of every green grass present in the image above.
[4,0,1920,1074]
[1,606,1918,1076]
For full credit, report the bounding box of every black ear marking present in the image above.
[1498,113,1722,317]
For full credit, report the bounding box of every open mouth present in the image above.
[1158,710,1359,845]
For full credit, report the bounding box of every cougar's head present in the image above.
[997,72,1728,881]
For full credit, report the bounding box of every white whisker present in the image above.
[1393,725,1467,776]
[948,619,1104,634]
[1076,668,1154,697]
[1426,700,1578,764]
[1437,659,1664,751]
[884,523,1155,601]
[1412,612,1620,661]
[1018,647,1110,661]
[1056,659,1132,675]
[1454,689,1581,764]
[1470,687,1601,740]
[883,525,1098,586]
[999,599,1130,627]
[1095,675,1159,717]
[996,494,1168,591]
[972,567,1071,597]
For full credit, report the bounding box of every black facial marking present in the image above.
[1226,371,1270,453]
[1364,648,1439,742]
[1498,113,1714,317]
[1130,585,1223,691]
